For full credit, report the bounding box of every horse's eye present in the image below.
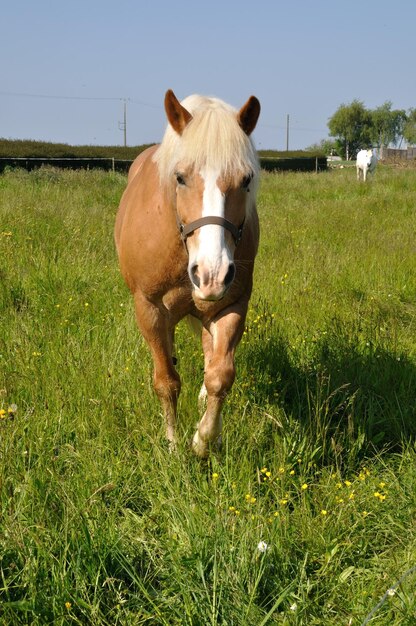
[241,174,252,190]
[176,173,186,186]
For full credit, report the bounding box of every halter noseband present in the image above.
[178,216,245,248]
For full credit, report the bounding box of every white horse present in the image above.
[356,149,377,181]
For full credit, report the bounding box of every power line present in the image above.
[0,90,122,102]
[129,98,162,109]
[0,91,162,109]
[1,90,134,144]
[259,121,327,133]
[1,92,326,130]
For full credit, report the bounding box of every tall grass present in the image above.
[0,165,415,624]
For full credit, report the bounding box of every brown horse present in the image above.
[115,89,260,457]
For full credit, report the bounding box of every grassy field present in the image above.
[0,164,415,625]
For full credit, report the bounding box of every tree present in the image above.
[328,100,372,160]
[305,138,338,155]
[370,102,407,157]
[403,108,416,145]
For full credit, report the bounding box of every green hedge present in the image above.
[0,139,151,160]
[260,156,327,172]
[258,149,325,158]
[0,140,327,173]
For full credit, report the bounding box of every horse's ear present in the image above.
[164,89,193,135]
[238,96,261,136]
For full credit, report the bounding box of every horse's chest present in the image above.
[162,285,193,315]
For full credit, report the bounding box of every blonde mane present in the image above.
[154,94,259,187]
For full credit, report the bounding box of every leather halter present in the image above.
[178,216,245,248]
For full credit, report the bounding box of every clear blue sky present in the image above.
[1,0,415,150]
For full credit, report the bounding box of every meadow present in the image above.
[0,164,415,625]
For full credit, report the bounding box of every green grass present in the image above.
[0,165,415,625]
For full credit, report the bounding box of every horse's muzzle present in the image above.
[190,261,235,301]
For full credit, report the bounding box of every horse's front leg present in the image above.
[192,307,246,458]
[133,292,180,447]
[197,326,212,411]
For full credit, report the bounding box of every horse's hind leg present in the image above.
[133,292,180,447]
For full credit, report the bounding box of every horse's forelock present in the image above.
[154,95,259,187]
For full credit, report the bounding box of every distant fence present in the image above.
[385,147,416,160]
[260,156,327,172]
[0,155,328,174]
[0,157,132,174]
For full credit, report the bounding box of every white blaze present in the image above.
[187,167,238,300]
[196,168,232,269]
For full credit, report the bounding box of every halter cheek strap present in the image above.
[178,216,245,247]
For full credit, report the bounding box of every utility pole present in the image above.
[123,99,127,147]
[118,99,127,146]
[286,114,289,151]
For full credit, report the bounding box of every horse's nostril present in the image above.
[224,263,236,287]
[190,263,200,288]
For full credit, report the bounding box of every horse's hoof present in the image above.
[191,431,222,458]
[191,431,209,458]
